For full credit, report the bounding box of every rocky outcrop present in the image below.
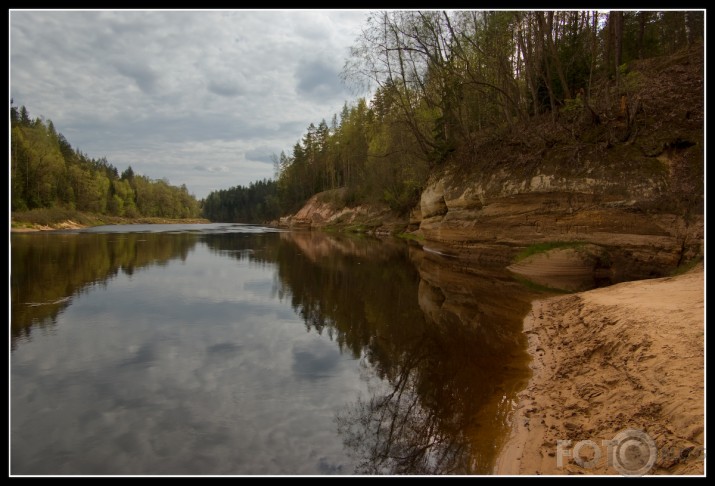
[285,147,702,282]
[413,150,703,282]
[280,189,406,236]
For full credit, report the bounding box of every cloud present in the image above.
[295,57,347,101]
[207,79,243,98]
[10,10,367,199]
[245,146,278,164]
[193,165,229,173]
[114,59,159,94]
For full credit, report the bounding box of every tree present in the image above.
[10,105,201,218]
[121,165,135,181]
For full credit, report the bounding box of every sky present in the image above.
[9,9,370,199]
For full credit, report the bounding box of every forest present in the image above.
[10,105,201,219]
[202,10,703,223]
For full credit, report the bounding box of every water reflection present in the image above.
[11,227,547,475]
[11,232,199,349]
[265,234,537,474]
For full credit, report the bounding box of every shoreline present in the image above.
[10,217,212,233]
[495,263,705,475]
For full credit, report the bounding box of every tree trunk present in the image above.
[535,13,557,120]
[638,11,648,59]
[587,10,598,99]
[537,11,572,101]
[684,11,692,46]
[515,12,540,116]
[604,12,613,76]
[613,11,623,70]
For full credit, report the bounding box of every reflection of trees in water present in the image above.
[11,232,198,348]
[260,233,536,474]
[276,232,423,361]
[335,309,530,475]
[337,333,473,475]
[202,232,282,266]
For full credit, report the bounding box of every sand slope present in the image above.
[496,263,705,475]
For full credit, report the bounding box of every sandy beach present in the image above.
[495,263,705,476]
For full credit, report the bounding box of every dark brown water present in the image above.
[11,224,544,475]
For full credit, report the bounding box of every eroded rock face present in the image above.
[289,193,376,228]
[283,190,406,235]
[415,161,703,280]
[420,179,449,219]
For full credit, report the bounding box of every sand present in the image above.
[10,220,86,232]
[495,263,705,476]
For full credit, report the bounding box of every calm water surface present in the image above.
[11,224,543,475]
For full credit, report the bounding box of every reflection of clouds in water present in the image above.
[11,243,362,475]
[206,342,243,355]
[118,342,158,367]
[243,278,277,299]
[292,339,341,380]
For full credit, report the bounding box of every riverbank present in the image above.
[10,209,210,232]
[495,262,705,475]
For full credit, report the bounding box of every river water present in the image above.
[10,224,546,475]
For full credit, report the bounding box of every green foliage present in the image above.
[561,96,584,116]
[266,94,429,220]
[670,256,703,276]
[620,66,643,93]
[10,105,200,219]
[396,232,425,242]
[514,241,585,262]
[202,179,281,223]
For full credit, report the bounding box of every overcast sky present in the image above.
[10,10,370,199]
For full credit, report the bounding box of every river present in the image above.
[11,223,548,475]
